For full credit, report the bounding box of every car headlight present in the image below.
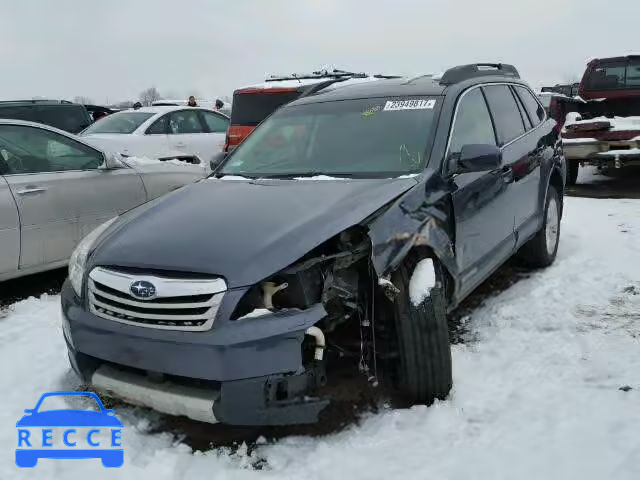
[69,217,118,297]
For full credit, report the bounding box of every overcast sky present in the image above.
[0,0,637,104]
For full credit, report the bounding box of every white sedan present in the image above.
[80,106,229,169]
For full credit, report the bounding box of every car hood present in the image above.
[91,177,418,288]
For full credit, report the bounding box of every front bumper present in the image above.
[61,280,330,425]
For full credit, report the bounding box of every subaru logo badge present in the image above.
[129,280,156,300]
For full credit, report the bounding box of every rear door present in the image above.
[449,87,516,295]
[512,85,549,239]
[0,172,20,276]
[199,110,229,156]
[0,124,146,269]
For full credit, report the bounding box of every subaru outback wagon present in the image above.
[61,63,565,426]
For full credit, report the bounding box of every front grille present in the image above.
[88,267,226,331]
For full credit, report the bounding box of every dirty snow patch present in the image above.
[409,258,436,305]
[293,175,350,181]
[217,175,253,181]
[237,308,271,319]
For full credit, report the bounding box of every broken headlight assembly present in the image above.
[232,227,371,324]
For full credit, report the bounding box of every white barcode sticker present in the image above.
[383,99,436,111]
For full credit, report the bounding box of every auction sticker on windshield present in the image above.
[383,99,436,111]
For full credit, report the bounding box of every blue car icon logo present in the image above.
[16,391,123,468]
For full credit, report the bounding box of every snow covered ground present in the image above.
[1,197,639,479]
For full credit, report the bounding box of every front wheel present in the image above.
[391,258,452,405]
[518,185,561,268]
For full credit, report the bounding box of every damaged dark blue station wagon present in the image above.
[61,63,565,426]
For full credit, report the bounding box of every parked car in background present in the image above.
[225,69,396,152]
[84,104,118,122]
[0,119,205,282]
[79,106,229,169]
[152,99,231,115]
[61,63,564,427]
[541,83,580,98]
[562,55,640,184]
[0,100,92,134]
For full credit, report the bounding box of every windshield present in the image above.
[220,97,439,178]
[82,111,155,134]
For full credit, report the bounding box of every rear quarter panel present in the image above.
[134,165,205,201]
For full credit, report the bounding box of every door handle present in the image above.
[16,186,47,195]
[175,142,186,147]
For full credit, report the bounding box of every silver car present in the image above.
[0,119,205,282]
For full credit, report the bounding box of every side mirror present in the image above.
[456,144,502,173]
[101,152,125,170]
[210,151,227,171]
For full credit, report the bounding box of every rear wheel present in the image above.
[391,258,452,404]
[518,185,561,268]
[566,159,579,186]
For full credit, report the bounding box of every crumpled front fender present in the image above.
[367,175,456,281]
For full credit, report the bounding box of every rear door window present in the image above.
[230,90,301,126]
[482,85,526,145]
[515,86,545,126]
[627,61,640,87]
[200,111,230,133]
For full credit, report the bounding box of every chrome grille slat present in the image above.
[88,267,226,331]
[88,281,216,309]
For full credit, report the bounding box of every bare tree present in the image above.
[73,96,93,105]
[139,87,162,106]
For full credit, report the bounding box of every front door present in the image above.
[0,124,146,269]
[447,87,517,296]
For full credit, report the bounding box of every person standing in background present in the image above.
[214,99,224,111]
[187,96,198,107]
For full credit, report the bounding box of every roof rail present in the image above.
[0,99,73,105]
[438,63,520,85]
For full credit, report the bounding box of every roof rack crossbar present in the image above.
[438,63,520,85]
[265,69,369,82]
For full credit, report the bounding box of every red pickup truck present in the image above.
[561,55,640,185]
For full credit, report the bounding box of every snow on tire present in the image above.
[391,257,452,405]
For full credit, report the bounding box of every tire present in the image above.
[391,258,452,404]
[566,159,579,186]
[518,185,561,268]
